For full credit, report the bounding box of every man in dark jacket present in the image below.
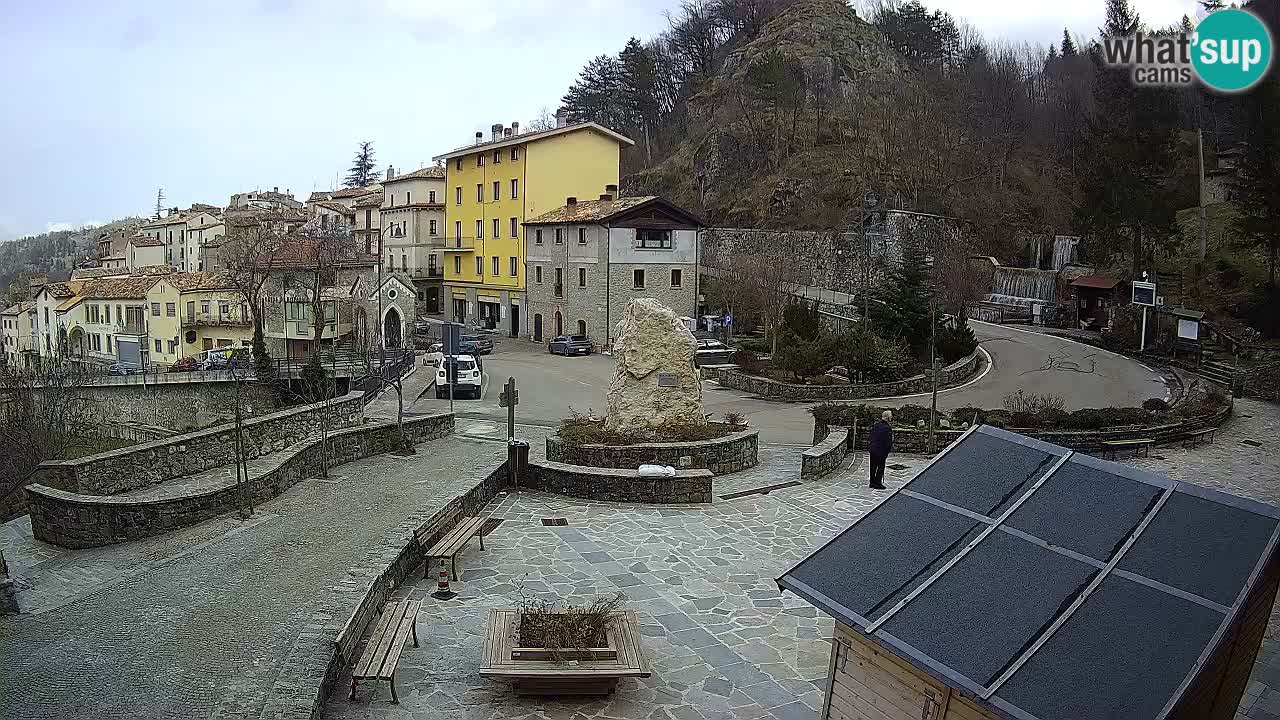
[868,410,893,489]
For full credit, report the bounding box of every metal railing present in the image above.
[182,311,252,328]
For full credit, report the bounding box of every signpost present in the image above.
[442,322,463,413]
[499,376,518,441]
[1132,279,1157,352]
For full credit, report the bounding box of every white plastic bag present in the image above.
[636,464,677,477]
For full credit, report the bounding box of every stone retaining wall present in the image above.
[815,401,1233,455]
[24,393,365,499]
[716,350,980,402]
[25,413,454,549]
[260,460,511,720]
[526,460,713,503]
[545,429,759,475]
[801,426,851,480]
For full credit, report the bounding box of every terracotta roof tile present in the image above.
[524,196,655,225]
[330,184,382,199]
[384,166,445,183]
[2,302,35,315]
[163,272,236,292]
[129,236,166,248]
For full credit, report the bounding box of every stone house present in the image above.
[256,238,380,359]
[380,166,447,315]
[524,195,702,346]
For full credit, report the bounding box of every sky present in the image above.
[0,0,1201,243]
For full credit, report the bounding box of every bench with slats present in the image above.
[349,599,420,703]
[417,516,487,580]
[1182,427,1216,447]
[1101,438,1155,459]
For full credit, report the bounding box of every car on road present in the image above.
[462,334,494,355]
[694,338,733,366]
[424,340,482,366]
[106,362,141,375]
[436,354,483,399]
[548,334,592,356]
[199,347,251,370]
[168,356,198,373]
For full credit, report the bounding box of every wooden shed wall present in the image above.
[1171,552,1280,720]
[824,623,1000,720]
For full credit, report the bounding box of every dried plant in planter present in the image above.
[513,588,626,661]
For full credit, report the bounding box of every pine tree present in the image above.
[1102,0,1139,36]
[1231,80,1280,287]
[1061,29,1077,57]
[878,239,934,359]
[1200,0,1226,12]
[344,141,378,188]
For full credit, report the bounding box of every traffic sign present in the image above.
[442,322,462,355]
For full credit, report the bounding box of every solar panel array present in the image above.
[780,425,1280,720]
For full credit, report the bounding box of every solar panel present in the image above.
[880,530,1097,685]
[995,574,1224,720]
[786,492,979,618]
[1005,456,1162,562]
[906,430,1062,516]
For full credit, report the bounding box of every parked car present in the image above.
[169,356,199,373]
[694,338,733,367]
[436,354,483,399]
[106,362,141,376]
[462,334,494,355]
[548,335,592,356]
[199,346,251,370]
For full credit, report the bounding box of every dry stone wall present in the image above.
[526,460,713,503]
[717,350,980,402]
[546,429,759,476]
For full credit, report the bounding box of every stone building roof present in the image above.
[433,121,633,161]
[524,196,655,225]
[384,166,445,183]
[352,193,384,208]
[315,201,356,216]
[164,272,236,292]
[128,235,165,248]
[1,301,35,316]
[331,184,382,199]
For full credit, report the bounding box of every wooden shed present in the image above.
[778,425,1280,720]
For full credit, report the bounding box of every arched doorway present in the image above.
[65,326,86,358]
[383,307,403,349]
[533,313,543,342]
[576,319,587,337]
[554,311,563,338]
[353,307,370,347]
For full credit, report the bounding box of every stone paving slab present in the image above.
[322,443,913,720]
[0,431,532,720]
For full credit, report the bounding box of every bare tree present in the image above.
[932,241,994,320]
[0,357,96,514]
[352,309,413,453]
[724,234,806,355]
[527,107,557,132]
[293,223,356,354]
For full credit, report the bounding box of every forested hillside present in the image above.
[556,0,1280,329]
[0,218,140,304]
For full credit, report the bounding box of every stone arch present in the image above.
[382,306,403,349]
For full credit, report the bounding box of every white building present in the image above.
[380,166,446,314]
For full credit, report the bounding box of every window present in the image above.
[390,193,395,206]
[509,256,518,277]
[454,256,461,274]
[116,305,122,323]
[219,300,230,317]
[637,228,673,249]
[510,217,518,238]
[154,339,162,352]
[633,269,646,289]
[578,267,586,287]
[366,209,372,228]
[106,335,112,353]
[492,181,500,201]
[578,227,587,244]
[535,266,543,283]
[671,268,683,288]
[428,190,436,203]
[455,221,462,241]
[456,158,462,171]
[455,186,462,204]
[511,146,519,161]
[535,228,543,245]
[165,302,176,317]
[104,305,111,323]
[493,218,500,239]
[476,184,483,202]
[492,256,499,276]
[493,149,501,164]
[554,267,563,297]
[577,319,587,337]
[401,254,408,271]
[510,179,518,198]
[555,228,563,244]
[429,219,437,235]
[476,219,484,239]
[477,154,484,167]
[168,340,177,354]
[476,257,484,276]
[150,302,160,316]
[406,191,411,204]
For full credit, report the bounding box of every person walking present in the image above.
[869,410,893,490]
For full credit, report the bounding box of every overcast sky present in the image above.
[0,0,1199,243]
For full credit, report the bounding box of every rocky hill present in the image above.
[0,218,140,303]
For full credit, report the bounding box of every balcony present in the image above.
[115,319,148,337]
[182,310,252,328]
[409,267,444,279]
[264,320,349,340]
[442,237,476,252]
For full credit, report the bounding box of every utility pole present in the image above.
[1198,128,1208,262]
[928,296,938,455]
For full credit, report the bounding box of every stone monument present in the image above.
[605,299,706,432]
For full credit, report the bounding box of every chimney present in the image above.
[491,123,503,141]
[511,121,520,135]
[555,108,568,128]
[475,131,483,144]
[503,127,512,138]
[387,165,395,179]
[566,196,577,206]
[273,186,278,193]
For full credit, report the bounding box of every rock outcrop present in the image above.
[605,299,706,433]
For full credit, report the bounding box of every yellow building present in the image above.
[432,120,633,337]
[146,273,253,366]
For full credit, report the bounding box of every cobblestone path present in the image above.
[1,433,519,720]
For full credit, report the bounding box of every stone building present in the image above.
[524,195,702,347]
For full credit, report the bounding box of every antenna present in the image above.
[154,188,165,219]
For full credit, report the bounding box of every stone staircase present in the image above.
[1198,359,1238,388]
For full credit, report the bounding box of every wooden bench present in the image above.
[418,516,486,580]
[349,599,420,703]
[1101,438,1155,459]
[1183,427,1216,447]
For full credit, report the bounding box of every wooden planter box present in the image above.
[480,608,650,696]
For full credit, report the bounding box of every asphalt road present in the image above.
[403,323,1169,446]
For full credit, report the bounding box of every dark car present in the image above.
[694,338,733,367]
[548,334,592,356]
[106,362,141,376]
[168,356,199,372]
[462,334,494,355]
